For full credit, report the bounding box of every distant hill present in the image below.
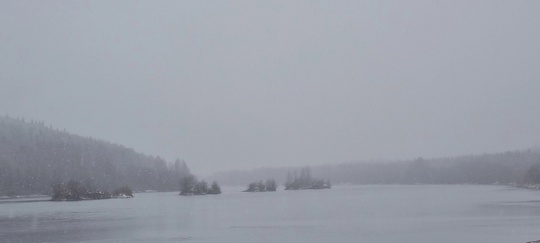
[208,150,540,186]
[0,116,190,196]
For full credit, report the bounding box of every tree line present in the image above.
[208,150,540,186]
[52,180,133,201]
[0,116,192,196]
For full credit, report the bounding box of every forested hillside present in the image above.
[0,116,191,196]
[209,150,540,186]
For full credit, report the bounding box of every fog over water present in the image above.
[1,1,540,174]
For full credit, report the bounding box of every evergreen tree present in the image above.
[179,175,196,195]
[208,181,221,194]
[265,179,277,191]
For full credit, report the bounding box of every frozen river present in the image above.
[2,185,540,242]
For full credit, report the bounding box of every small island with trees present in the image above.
[244,179,277,192]
[285,167,331,190]
[179,175,221,195]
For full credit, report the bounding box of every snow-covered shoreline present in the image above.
[509,183,540,190]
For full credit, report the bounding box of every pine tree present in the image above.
[209,181,221,194]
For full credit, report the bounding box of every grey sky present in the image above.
[1,1,540,175]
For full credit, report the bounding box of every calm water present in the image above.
[1,185,540,243]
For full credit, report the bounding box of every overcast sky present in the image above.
[1,1,540,175]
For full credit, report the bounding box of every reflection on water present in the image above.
[1,185,540,242]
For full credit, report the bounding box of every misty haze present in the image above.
[1,1,540,242]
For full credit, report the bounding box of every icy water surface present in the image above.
[2,185,540,242]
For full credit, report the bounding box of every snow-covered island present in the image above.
[179,176,221,195]
[285,167,331,190]
[243,179,277,192]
